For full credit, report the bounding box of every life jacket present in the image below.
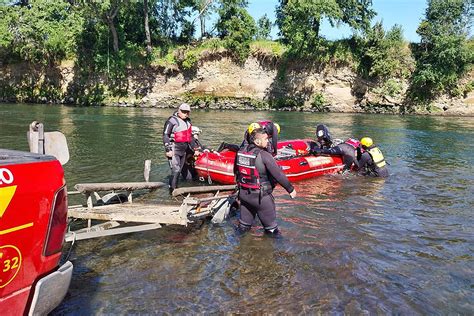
[367,146,386,168]
[236,146,270,190]
[169,115,192,143]
[345,138,360,149]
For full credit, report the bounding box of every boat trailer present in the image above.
[66,183,237,242]
[25,120,238,243]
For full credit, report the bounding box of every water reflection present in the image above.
[1,104,473,314]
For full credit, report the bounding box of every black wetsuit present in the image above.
[358,148,389,177]
[163,113,192,189]
[314,124,333,149]
[234,144,294,232]
[320,143,358,171]
[182,137,206,180]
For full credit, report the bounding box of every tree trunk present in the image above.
[107,17,120,53]
[200,14,205,38]
[104,3,121,53]
[144,0,152,54]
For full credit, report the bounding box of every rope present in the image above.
[205,151,213,184]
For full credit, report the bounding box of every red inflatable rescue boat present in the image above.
[195,139,344,184]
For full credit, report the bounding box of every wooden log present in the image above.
[184,194,235,204]
[172,184,237,197]
[74,182,166,194]
[67,203,186,225]
[144,160,151,182]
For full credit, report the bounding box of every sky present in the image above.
[246,0,428,42]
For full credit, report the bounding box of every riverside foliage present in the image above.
[0,0,472,108]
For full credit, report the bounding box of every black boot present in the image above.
[169,171,180,195]
[264,227,282,238]
[235,223,251,236]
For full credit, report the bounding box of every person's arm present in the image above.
[261,151,294,194]
[357,152,371,175]
[163,117,176,156]
[190,138,200,150]
[309,141,321,155]
[270,123,278,156]
[321,146,342,155]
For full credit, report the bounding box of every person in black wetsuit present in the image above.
[312,138,361,172]
[182,126,208,180]
[309,124,335,155]
[234,128,297,237]
[163,103,192,192]
[241,120,280,156]
[357,137,389,177]
[314,124,333,149]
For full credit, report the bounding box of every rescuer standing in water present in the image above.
[163,103,193,192]
[235,128,296,237]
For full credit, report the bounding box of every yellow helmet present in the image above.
[360,137,373,148]
[274,123,281,134]
[248,122,261,134]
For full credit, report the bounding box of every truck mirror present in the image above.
[27,122,70,165]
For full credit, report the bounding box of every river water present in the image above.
[1,104,473,314]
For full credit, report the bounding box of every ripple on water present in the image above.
[2,106,469,314]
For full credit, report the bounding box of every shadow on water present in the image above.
[1,104,473,314]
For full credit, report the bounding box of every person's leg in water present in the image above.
[341,155,354,173]
[169,153,186,192]
[236,191,257,235]
[256,194,282,238]
[181,153,196,180]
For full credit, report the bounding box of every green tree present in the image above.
[256,14,272,39]
[409,0,473,101]
[192,0,216,39]
[153,0,196,45]
[357,22,413,81]
[0,0,84,64]
[216,0,256,61]
[276,0,375,56]
[144,0,152,54]
[78,0,128,53]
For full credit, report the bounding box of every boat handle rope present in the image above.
[206,151,213,184]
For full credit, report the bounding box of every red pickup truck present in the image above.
[0,149,73,315]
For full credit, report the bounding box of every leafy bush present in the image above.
[251,40,287,59]
[181,50,199,70]
[311,93,328,111]
[372,79,404,98]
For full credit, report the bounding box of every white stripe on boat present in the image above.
[195,164,344,178]
[285,165,343,178]
[195,166,235,176]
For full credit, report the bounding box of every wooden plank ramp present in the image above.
[72,181,167,208]
[66,183,236,242]
[68,203,185,226]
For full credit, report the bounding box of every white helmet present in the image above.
[191,126,201,135]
